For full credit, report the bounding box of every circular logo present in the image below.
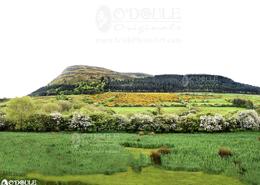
[182,75,189,87]
[1,179,8,185]
[96,6,111,32]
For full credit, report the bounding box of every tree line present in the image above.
[30,75,260,96]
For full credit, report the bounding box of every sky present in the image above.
[0,0,260,98]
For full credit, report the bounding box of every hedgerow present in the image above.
[237,110,260,130]
[0,110,259,133]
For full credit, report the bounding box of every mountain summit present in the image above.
[50,65,152,85]
[31,65,260,96]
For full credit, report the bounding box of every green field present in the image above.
[0,132,260,185]
[1,92,259,116]
[110,107,245,115]
[1,92,260,185]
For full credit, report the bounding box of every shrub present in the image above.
[200,114,226,132]
[218,147,232,158]
[232,98,254,109]
[41,103,60,114]
[5,97,35,130]
[104,114,126,132]
[237,110,260,130]
[129,114,154,132]
[150,147,171,166]
[177,114,200,133]
[157,147,171,155]
[150,151,162,165]
[0,119,5,131]
[153,114,178,133]
[0,114,13,131]
[58,101,72,112]
[24,113,68,132]
[256,108,260,115]
[69,113,94,132]
[49,112,68,131]
[114,114,129,132]
[224,116,239,131]
[89,113,118,132]
[24,114,47,132]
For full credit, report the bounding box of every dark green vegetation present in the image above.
[0,132,259,185]
[31,65,260,96]
[232,98,255,109]
[107,74,260,94]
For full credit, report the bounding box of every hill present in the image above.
[50,65,152,85]
[31,65,260,96]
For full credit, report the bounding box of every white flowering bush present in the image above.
[224,116,238,131]
[200,114,225,132]
[153,114,178,133]
[70,113,94,132]
[0,114,6,130]
[237,110,260,130]
[89,113,118,132]
[129,114,154,132]
[49,112,65,131]
[50,112,63,123]
[114,115,130,131]
[177,114,200,132]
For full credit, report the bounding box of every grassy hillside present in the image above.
[50,65,151,85]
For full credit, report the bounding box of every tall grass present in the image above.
[0,132,259,184]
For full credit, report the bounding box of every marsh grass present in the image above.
[0,132,260,185]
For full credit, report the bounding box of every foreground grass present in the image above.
[0,132,260,185]
[28,167,244,185]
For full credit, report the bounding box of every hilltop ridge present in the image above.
[50,65,152,85]
[31,65,260,96]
